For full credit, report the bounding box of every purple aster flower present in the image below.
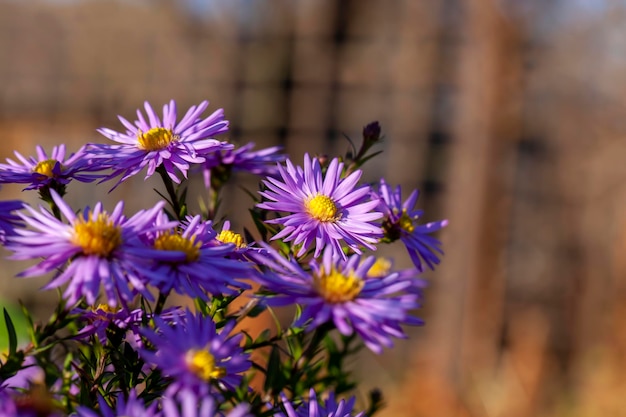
[376,179,448,272]
[0,356,43,391]
[201,142,286,188]
[252,245,423,354]
[76,390,157,417]
[364,257,427,291]
[0,200,25,244]
[89,99,233,186]
[162,389,251,417]
[139,310,250,394]
[276,389,365,417]
[257,154,382,259]
[135,214,253,299]
[0,144,105,190]
[71,305,181,348]
[5,190,176,307]
[211,220,265,261]
[0,386,63,417]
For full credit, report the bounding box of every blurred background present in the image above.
[1,0,626,415]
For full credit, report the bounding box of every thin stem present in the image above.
[300,325,328,362]
[50,203,62,221]
[157,166,184,221]
[39,184,65,221]
[154,291,169,315]
[244,328,295,351]
[234,298,260,324]
[207,182,222,220]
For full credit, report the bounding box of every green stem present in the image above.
[234,298,259,323]
[207,182,222,220]
[157,166,184,221]
[154,291,169,315]
[299,322,333,365]
[39,184,66,221]
[244,328,294,351]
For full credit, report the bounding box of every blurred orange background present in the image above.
[2,0,626,416]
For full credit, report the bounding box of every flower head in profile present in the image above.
[137,214,253,299]
[162,389,251,417]
[0,144,104,191]
[257,154,382,259]
[89,100,232,187]
[376,179,448,272]
[201,142,286,188]
[139,310,250,394]
[211,220,265,261]
[365,256,427,292]
[72,304,181,348]
[75,390,157,417]
[252,245,423,353]
[276,389,365,417]
[5,190,175,307]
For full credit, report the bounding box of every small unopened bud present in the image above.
[315,154,329,166]
[363,121,381,145]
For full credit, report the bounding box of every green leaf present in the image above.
[249,208,269,242]
[256,329,272,344]
[243,227,256,246]
[3,308,17,355]
[356,150,384,167]
[240,330,256,347]
[263,344,285,394]
[238,185,261,204]
[152,188,173,207]
[178,185,188,202]
[0,301,28,352]
[246,303,267,318]
[341,132,358,157]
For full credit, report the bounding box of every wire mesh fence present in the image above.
[1,0,626,415]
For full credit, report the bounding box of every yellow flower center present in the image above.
[185,350,226,381]
[137,127,177,151]
[33,159,59,177]
[305,194,339,222]
[398,209,415,233]
[368,258,392,278]
[93,304,117,314]
[217,230,246,248]
[154,232,201,262]
[72,213,122,257]
[314,268,364,303]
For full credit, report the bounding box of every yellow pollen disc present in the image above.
[217,230,246,248]
[72,213,122,257]
[398,209,415,233]
[154,232,201,262]
[314,268,364,303]
[186,350,226,381]
[93,304,118,314]
[137,127,176,151]
[368,258,392,278]
[33,159,59,177]
[305,194,339,222]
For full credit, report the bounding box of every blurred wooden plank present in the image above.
[392,1,523,416]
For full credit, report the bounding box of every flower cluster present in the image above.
[0,99,446,416]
